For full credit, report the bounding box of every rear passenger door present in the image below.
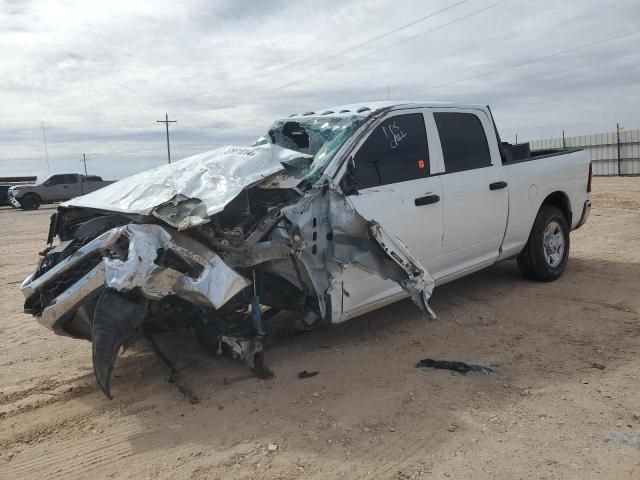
[60,174,82,198]
[432,109,508,278]
[340,111,445,318]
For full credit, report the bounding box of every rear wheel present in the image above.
[517,205,570,282]
[20,194,41,210]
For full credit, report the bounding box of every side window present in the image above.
[434,112,491,173]
[353,113,429,190]
[47,175,64,186]
[63,174,78,184]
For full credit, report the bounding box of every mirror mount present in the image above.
[339,157,359,196]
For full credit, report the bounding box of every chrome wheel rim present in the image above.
[543,221,565,267]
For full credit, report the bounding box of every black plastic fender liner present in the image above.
[92,289,145,399]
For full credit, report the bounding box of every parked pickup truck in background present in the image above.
[20,101,592,400]
[8,174,115,210]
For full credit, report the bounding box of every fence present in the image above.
[0,176,37,184]
[528,128,640,176]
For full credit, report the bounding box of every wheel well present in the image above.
[541,191,571,226]
[20,192,41,206]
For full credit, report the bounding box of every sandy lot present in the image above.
[1,177,639,479]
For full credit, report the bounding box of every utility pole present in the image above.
[81,153,88,176]
[157,113,177,164]
[387,84,390,100]
[515,133,518,144]
[562,130,565,148]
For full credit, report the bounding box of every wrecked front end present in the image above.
[21,137,435,402]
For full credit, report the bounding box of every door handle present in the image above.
[63,185,68,189]
[414,194,440,206]
[489,181,507,190]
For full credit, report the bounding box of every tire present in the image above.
[517,205,570,282]
[20,194,41,210]
[194,322,222,357]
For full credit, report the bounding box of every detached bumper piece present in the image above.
[92,289,145,399]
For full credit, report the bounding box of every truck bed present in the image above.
[501,142,583,164]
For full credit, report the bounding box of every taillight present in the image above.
[587,162,592,193]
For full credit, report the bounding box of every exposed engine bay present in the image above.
[20,120,436,401]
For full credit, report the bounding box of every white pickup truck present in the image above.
[8,173,114,210]
[333,103,592,319]
[21,101,591,399]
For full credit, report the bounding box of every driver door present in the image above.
[338,110,445,320]
[40,175,64,201]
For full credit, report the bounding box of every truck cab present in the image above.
[40,174,84,202]
[313,103,591,321]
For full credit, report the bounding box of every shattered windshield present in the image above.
[256,115,365,181]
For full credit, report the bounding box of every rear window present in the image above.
[353,113,429,189]
[434,112,491,173]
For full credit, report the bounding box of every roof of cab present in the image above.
[286,101,488,119]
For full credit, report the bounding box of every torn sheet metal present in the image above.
[282,184,436,320]
[39,262,106,332]
[21,223,251,334]
[103,224,250,308]
[63,144,310,224]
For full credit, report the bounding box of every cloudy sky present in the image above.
[1,0,639,180]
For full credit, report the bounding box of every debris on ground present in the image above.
[297,370,319,379]
[589,362,606,370]
[415,358,498,374]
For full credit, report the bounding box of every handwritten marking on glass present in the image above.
[382,121,407,149]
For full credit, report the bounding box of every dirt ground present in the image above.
[1,176,639,479]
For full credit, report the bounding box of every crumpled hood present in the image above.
[63,143,309,228]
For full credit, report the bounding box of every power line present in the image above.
[236,0,511,98]
[398,28,640,98]
[232,0,470,96]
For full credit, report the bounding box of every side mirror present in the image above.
[43,180,51,187]
[340,157,358,195]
